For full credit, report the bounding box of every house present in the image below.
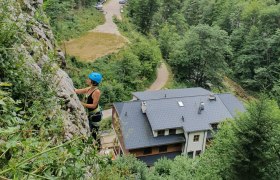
[112,87,245,166]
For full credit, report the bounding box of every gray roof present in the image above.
[114,88,245,150]
[145,93,245,132]
[114,101,185,150]
[132,87,211,100]
[217,94,246,116]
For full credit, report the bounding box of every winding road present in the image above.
[91,0,170,119]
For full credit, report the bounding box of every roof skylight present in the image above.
[178,101,184,107]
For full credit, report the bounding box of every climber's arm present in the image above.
[74,87,90,94]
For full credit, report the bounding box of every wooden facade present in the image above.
[129,143,183,157]
[112,107,129,154]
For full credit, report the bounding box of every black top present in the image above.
[86,88,98,111]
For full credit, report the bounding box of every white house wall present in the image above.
[153,128,184,137]
[176,129,184,134]
[202,131,207,152]
[186,131,206,158]
[153,131,158,137]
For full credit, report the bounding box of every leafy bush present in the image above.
[96,155,148,179]
[153,158,172,176]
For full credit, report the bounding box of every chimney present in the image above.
[141,101,147,113]
[198,102,205,114]
[209,94,216,101]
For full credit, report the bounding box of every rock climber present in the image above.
[74,72,102,142]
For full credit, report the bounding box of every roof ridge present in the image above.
[139,94,213,101]
[216,94,234,118]
[132,87,205,94]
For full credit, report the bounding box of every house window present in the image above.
[187,151,193,158]
[158,145,167,153]
[193,135,200,142]
[158,130,165,136]
[211,123,218,130]
[195,150,201,156]
[143,147,152,155]
[169,129,176,135]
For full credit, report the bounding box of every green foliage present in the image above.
[66,36,161,108]
[99,117,112,131]
[153,158,172,176]
[183,0,202,26]
[132,39,161,79]
[231,26,280,91]
[117,51,142,90]
[169,24,231,87]
[157,24,180,59]
[168,156,197,179]
[127,0,160,34]
[196,99,280,179]
[123,0,280,101]
[96,155,148,179]
[44,0,104,41]
[0,1,105,178]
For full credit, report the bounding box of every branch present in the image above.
[0,148,9,159]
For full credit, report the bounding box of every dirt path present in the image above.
[102,62,169,119]
[91,0,122,35]
[148,63,169,91]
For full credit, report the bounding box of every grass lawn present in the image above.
[63,32,127,61]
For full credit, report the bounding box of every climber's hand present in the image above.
[81,102,87,107]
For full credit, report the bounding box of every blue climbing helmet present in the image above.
[88,72,102,84]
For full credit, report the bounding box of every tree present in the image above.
[127,0,160,34]
[169,24,231,87]
[132,39,161,81]
[196,99,280,179]
[117,51,142,90]
[157,23,179,60]
[183,0,202,26]
[160,0,182,21]
[232,26,280,91]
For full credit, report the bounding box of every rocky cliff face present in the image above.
[10,0,90,139]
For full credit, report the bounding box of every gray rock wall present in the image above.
[14,0,90,139]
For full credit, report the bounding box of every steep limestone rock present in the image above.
[11,0,90,139]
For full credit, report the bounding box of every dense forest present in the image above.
[1,0,280,179]
[126,0,280,102]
